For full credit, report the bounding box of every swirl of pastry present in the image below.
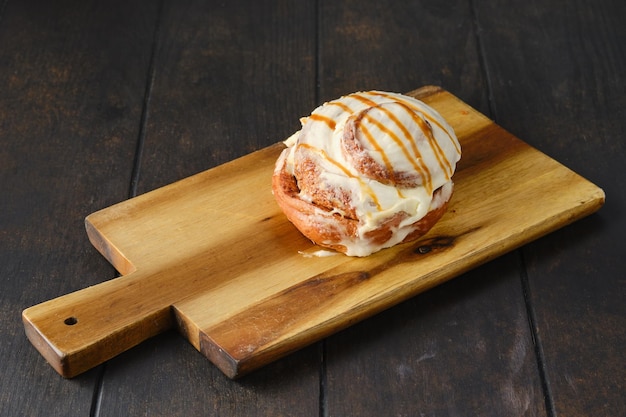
[272,91,461,256]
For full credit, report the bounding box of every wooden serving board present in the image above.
[22,86,605,379]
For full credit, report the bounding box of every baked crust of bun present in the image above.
[272,148,452,255]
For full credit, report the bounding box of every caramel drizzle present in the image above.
[353,122,405,199]
[345,93,436,192]
[366,91,460,177]
[361,103,434,194]
[297,143,382,211]
[329,94,409,196]
[308,113,336,130]
[350,93,378,107]
[413,114,451,179]
[377,98,452,182]
[304,91,457,209]
[367,91,460,151]
[328,100,352,113]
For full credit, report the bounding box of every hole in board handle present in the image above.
[64,317,78,326]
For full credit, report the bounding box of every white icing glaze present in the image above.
[281,91,461,256]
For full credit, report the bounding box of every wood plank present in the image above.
[475,0,626,415]
[95,330,321,417]
[317,1,549,415]
[23,87,604,382]
[0,0,159,416]
[93,1,321,416]
[134,1,318,194]
[325,252,546,416]
[317,0,491,114]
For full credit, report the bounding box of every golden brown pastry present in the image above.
[272,91,461,256]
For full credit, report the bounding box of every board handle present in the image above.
[22,272,174,378]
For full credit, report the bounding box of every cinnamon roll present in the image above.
[272,91,461,256]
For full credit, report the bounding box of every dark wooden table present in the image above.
[2,1,624,416]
